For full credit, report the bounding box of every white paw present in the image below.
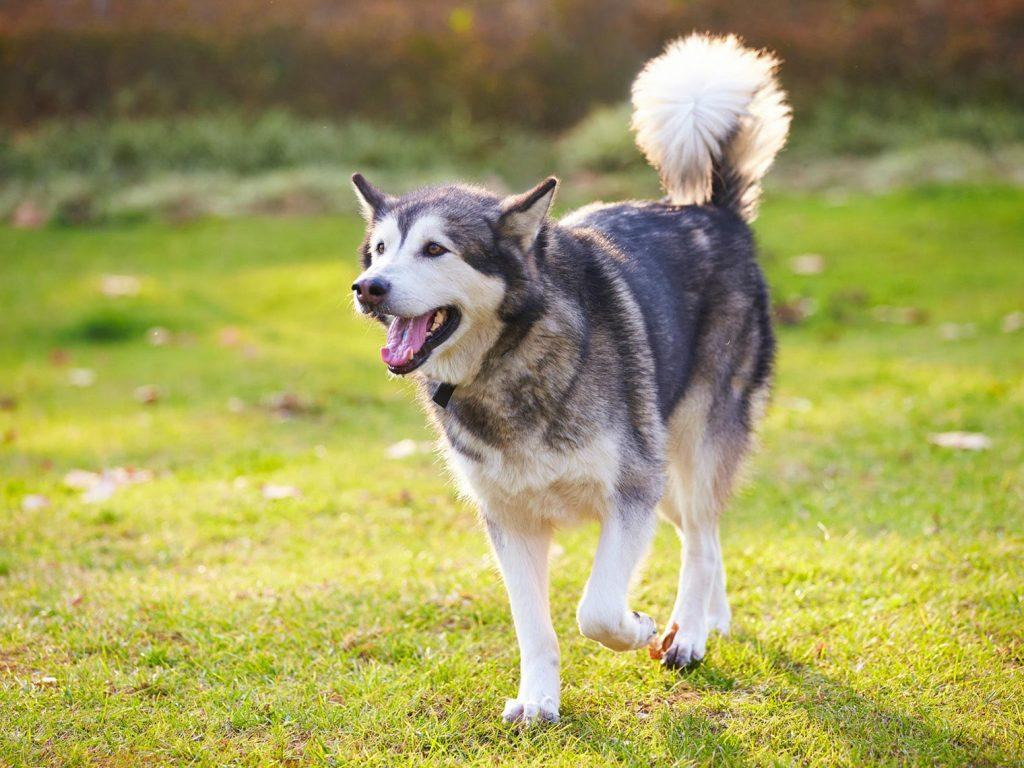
[579,609,658,651]
[502,696,559,725]
[662,625,708,669]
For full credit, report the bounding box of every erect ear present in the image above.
[498,177,558,248]
[351,172,391,221]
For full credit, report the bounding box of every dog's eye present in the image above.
[424,242,448,257]
[375,242,385,255]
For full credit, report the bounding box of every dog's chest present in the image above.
[443,427,620,524]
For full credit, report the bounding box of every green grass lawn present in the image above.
[1,186,1022,767]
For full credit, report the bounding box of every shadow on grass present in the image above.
[575,633,1009,766]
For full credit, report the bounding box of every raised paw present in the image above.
[578,608,658,651]
[625,610,659,650]
[661,626,708,670]
[502,696,559,725]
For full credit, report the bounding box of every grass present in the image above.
[1,186,1022,766]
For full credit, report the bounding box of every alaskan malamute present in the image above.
[351,33,790,724]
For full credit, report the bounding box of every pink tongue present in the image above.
[381,311,434,367]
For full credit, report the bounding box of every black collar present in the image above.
[431,382,456,409]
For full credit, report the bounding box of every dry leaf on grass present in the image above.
[134,385,161,405]
[386,439,432,459]
[261,483,301,500]
[1002,311,1023,333]
[217,326,243,347]
[929,432,991,451]
[774,297,816,326]
[22,494,50,511]
[69,368,96,387]
[872,305,928,325]
[82,479,118,504]
[64,467,154,503]
[100,274,141,298]
[938,322,976,341]
[263,391,320,419]
[648,623,679,661]
[790,254,825,275]
[146,327,173,346]
[49,348,71,366]
[63,469,101,489]
[32,676,58,687]
[12,201,48,229]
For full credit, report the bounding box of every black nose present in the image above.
[352,277,390,306]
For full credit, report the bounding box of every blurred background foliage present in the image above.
[0,0,1022,223]
[2,0,1022,128]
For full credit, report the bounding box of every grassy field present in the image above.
[1,186,1022,766]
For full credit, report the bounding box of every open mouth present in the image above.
[381,306,461,374]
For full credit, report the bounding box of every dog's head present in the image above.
[350,174,557,384]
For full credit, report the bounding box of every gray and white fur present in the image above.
[350,33,790,724]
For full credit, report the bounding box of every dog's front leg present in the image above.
[577,504,658,651]
[484,517,560,725]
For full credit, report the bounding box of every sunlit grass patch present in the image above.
[0,187,1021,766]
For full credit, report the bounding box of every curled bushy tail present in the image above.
[631,33,791,221]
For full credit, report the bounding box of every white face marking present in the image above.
[354,213,507,384]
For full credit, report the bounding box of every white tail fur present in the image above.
[631,33,791,220]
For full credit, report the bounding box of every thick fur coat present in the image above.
[350,33,790,724]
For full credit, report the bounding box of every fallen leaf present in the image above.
[33,676,58,687]
[649,623,679,661]
[69,368,96,387]
[263,391,320,418]
[64,467,153,502]
[262,483,301,500]
[49,348,71,366]
[100,274,141,298]
[790,254,825,275]
[64,469,101,489]
[22,494,50,511]
[1002,311,1023,334]
[774,297,816,326]
[938,322,976,341]
[872,305,928,325]
[11,200,48,229]
[82,479,118,504]
[386,439,419,459]
[69,594,84,607]
[146,327,173,346]
[217,326,243,347]
[134,385,161,405]
[929,432,991,451]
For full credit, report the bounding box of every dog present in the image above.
[350,33,790,724]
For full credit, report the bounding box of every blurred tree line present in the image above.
[1,0,1021,129]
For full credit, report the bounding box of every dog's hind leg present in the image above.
[660,391,749,668]
[485,517,561,725]
[576,493,660,652]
